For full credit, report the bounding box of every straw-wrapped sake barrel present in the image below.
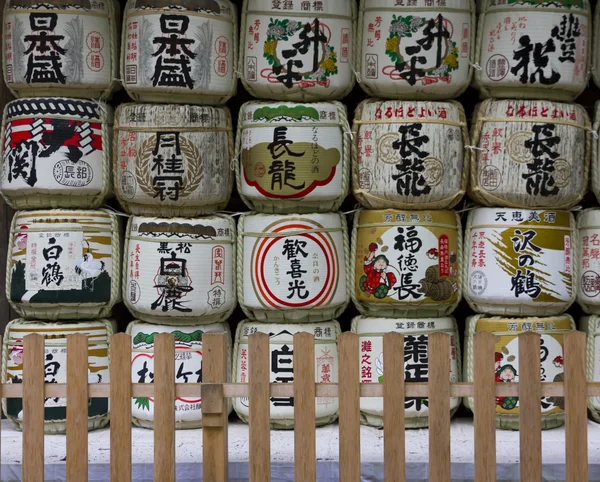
[580,315,600,423]
[121,0,237,104]
[239,212,349,322]
[352,316,461,428]
[591,102,600,203]
[464,314,575,430]
[0,97,112,209]
[239,0,355,101]
[2,319,114,433]
[123,215,236,324]
[356,0,474,99]
[475,0,591,101]
[237,101,350,213]
[470,99,590,209]
[113,104,233,216]
[128,320,231,429]
[352,100,468,210]
[577,209,600,314]
[232,320,340,429]
[7,209,121,320]
[3,0,119,99]
[351,209,462,317]
[465,208,576,316]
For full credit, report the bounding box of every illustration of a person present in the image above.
[495,364,518,409]
[495,352,504,375]
[10,344,23,366]
[359,243,397,299]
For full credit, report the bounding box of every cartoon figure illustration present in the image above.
[15,226,28,250]
[495,352,503,373]
[495,359,518,410]
[10,344,24,366]
[553,355,564,368]
[359,243,397,299]
[426,248,438,260]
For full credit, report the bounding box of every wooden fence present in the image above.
[0,330,595,481]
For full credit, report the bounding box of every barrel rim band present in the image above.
[243,227,343,238]
[354,118,466,127]
[127,235,234,244]
[362,6,471,13]
[484,6,589,15]
[12,226,112,233]
[126,8,235,22]
[245,9,352,20]
[6,7,109,17]
[242,122,344,129]
[480,117,589,129]
[6,114,103,123]
[114,126,230,133]
[353,189,465,208]
[469,223,572,231]
[238,338,337,345]
[355,329,456,337]
[357,222,459,230]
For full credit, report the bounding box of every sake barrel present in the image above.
[2,318,114,434]
[239,0,356,101]
[114,103,233,216]
[232,320,340,429]
[3,0,119,99]
[0,97,113,209]
[576,209,600,314]
[580,315,600,423]
[465,208,576,316]
[357,0,474,99]
[591,101,600,203]
[7,209,121,320]
[464,314,574,430]
[128,320,232,429]
[237,101,350,213]
[123,215,236,324]
[470,99,590,209]
[239,212,349,322]
[121,0,237,105]
[474,0,591,101]
[352,316,461,428]
[351,209,462,317]
[352,100,468,210]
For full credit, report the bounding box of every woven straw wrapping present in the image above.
[127,320,232,430]
[580,315,600,423]
[469,99,590,209]
[1,318,115,434]
[464,314,575,430]
[576,209,600,314]
[351,315,462,428]
[591,101,600,203]
[232,319,341,429]
[352,99,469,210]
[355,0,475,100]
[235,101,351,213]
[120,0,238,105]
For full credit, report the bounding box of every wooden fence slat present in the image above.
[249,332,271,482]
[383,333,405,482]
[519,331,542,482]
[338,332,360,482]
[66,334,89,482]
[564,331,588,482]
[473,332,496,482]
[0,335,2,478]
[110,333,132,482]
[293,332,316,482]
[154,333,175,482]
[23,333,45,482]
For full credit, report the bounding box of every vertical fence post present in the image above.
[383,332,405,482]
[110,333,132,482]
[23,333,45,482]
[249,332,271,482]
[338,332,360,482]
[154,333,175,482]
[294,332,316,482]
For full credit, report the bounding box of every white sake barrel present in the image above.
[114,103,233,216]
[465,208,576,316]
[240,0,355,101]
[357,0,474,99]
[352,316,461,428]
[3,0,119,99]
[2,318,114,434]
[591,101,600,203]
[577,209,600,314]
[464,314,574,430]
[123,215,236,324]
[232,320,340,429]
[470,99,590,209]
[580,315,600,423]
[237,101,349,213]
[7,209,121,320]
[128,320,232,429]
[0,97,112,209]
[122,0,237,104]
[475,0,591,101]
[352,100,468,210]
[351,209,462,317]
[239,212,349,322]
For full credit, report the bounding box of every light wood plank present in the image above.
[67,334,89,482]
[249,332,271,482]
[154,333,175,482]
[110,333,132,482]
[294,332,316,482]
[0,335,2,478]
[338,332,360,482]
[383,332,405,482]
[23,333,45,482]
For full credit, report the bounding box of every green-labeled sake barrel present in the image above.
[577,209,600,314]
[123,215,236,324]
[237,101,350,213]
[114,104,233,216]
[464,314,574,430]
[239,0,356,101]
[580,315,600,423]
[351,209,462,317]
[7,209,121,320]
[121,0,237,105]
[465,208,576,315]
[475,0,591,101]
[0,98,113,209]
[232,320,340,429]
[3,0,119,99]
[128,320,232,429]
[239,212,349,323]
[470,99,590,209]
[352,100,469,210]
[357,0,474,99]
[2,318,114,434]
[352,316,461,428]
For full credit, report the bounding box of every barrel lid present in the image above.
[128,0,235,18]
[116,104,229,129]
